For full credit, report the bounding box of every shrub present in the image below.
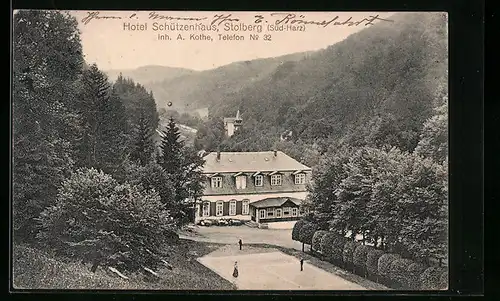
[36,168,174,274]
[298,222,319,245]
[331,236,349,261]
[377,253,401,277]
[320,232,339,259]
[311,230,328,253]
[353,245,373,268]
[366,249,385,275]
[407,262,428,289]
[389,258,414,288]
[420,266,446,290]
[342,241,359,264]
[292,219,306,241]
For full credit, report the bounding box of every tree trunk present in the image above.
[302,243,304,252]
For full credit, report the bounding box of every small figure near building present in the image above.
[233,261,239,278]
[238,239,242,250]
[300,258,304,271]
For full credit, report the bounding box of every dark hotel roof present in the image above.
[249,197,303,208]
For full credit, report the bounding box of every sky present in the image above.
[70,11,396,71]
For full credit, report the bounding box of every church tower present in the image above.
[224,110,242,137]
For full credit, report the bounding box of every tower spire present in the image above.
[235,110,241,120]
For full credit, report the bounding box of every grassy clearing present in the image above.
[12,240,235,290]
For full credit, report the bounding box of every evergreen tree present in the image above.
[131,109,156,165]
[12,10,83,242]
[75,64,111,168]
[95,87,129,176]
[113,76,159,165]
[75,64,129,177]
[160,117,183,174]
[160,117,205,225]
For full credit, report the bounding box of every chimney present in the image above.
[216,149,221,161]
[273,150,277,157]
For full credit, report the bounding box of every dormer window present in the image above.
[294,173,306,185]
[235,175,247,189]
[270,174,282,186]
[211,176,223,188]
[254,175,263,186]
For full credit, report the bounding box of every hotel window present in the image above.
[235,175,247,189]
[216,201,224,216]
[242,200,250,215]
[270,174,282,186]
[283,207,291,216]
[294,173,306,185]
[266,207,274,217]
[292,208,298,217]
[254,175,263,186]
[276,209,282,218]
[202,202,210,217]
[211,176,223,188]
[260,209,266,219]
[229,200,237,216]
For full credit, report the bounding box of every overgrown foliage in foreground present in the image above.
[13,10,206,280]
[36,168,174,274]
[13,242,234,290]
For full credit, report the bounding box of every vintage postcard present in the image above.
[11,10,448,291]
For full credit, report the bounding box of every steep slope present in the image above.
[146,51,314,111]
[208,12,448,151]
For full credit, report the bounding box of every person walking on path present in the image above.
[300,258,304,271]
[233,261,239,278]
[238,239,242,250]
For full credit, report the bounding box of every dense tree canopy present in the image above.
[13,10,84,241]
[12,11,207,276]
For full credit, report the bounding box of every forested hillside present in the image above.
[108,52,313,112]
[193,12,448,166]
[105,65,195,86]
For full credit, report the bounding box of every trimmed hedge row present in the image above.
[293,225,448,290]
[331,236,349,262]
[366,249,385,275]
[420,266,447,290]
[292,220,306,241]
[298,223,319,245]
[319,232,338,259]
[342,241,359,268]
[353,245,373,276]
[311,230,328,253]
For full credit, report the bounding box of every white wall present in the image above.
[226,122,235,137]
[202,191,308,203]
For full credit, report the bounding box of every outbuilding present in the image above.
[249,197,306,229]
